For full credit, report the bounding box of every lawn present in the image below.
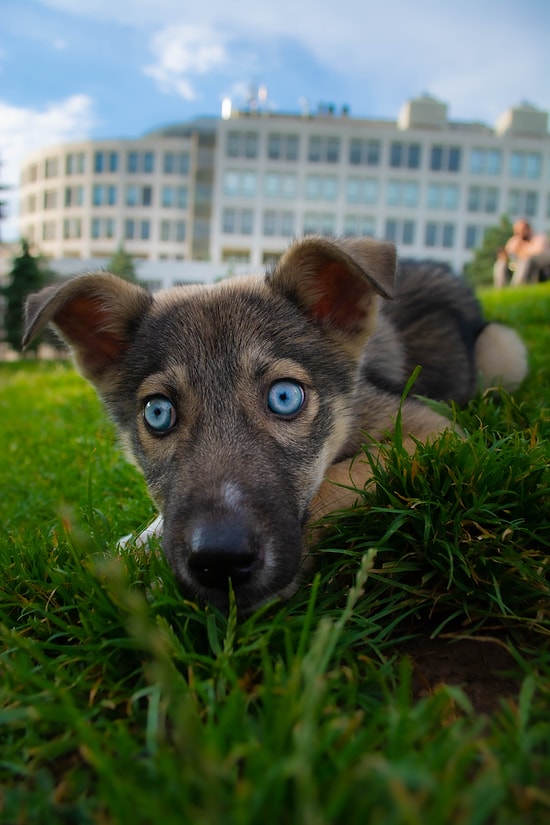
[1,283,549,824]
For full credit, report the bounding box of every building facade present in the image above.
[18,96,550,278]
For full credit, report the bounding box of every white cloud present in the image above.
[0,94,95,240]
[143,25,227,100]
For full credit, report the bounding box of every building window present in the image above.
[222,249,250,264]
[384,219,415,246]
[343,215,376,237]
[140,220,150,240]
[465,224,485,250]
[469,148,502,176]
[125,219,135,240]
[43,190,58,210]
[389,142,421,169]
[222,208,254,235]
[63,218,82,239]
[509,151,542,179]
[65,152,86,175]
[64,185,85,207]
[161,185,188,208]
[94,151,118,173]
[426,183,459,210]
[126,150,155,173]
[386,180,419,207]
[308,136,340,163]
[264,172,297,199]
[430,145,461,172]
[163,152,190,175]
[349,139,380,166]
[346,177,379,205]
[467,186,499,214]
[305,175,338,201]
[91,217,115,239]
[92,184,116,206]
[425,221,455,248]
[442,223,455,248]
[160,220,186,242]
[226,131,259,159]
[263,210,295,237]
[223,171,257,197]
[44,157,59,178]
[303,212,336,235]
[425,221,437,247]
[507,189,539,218]
[125,185,153,207]
[267,133,299,161]
[144,151,154,173]
[42,221,56,241]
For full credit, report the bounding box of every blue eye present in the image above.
[143,396,176,433]
[267,380,305,417]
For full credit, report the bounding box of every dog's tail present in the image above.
[475,323,528,392]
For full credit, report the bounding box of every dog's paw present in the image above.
[117,514,164,550]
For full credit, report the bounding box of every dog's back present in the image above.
[363,262,526,406]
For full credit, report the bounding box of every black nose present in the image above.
[186,520,258,591]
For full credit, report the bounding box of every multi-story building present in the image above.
[18,96,550,280]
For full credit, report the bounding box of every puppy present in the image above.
[23,236,527,611]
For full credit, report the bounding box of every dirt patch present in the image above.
[397,636,522,714]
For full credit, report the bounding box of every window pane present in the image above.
[470,149,484,174]
[326,137,339,163]
[487,150,501,175]
[245,133,258,159]
[425,222,437,246]
[402,221,415,245]
[430,146,443,171]
[367,141,380,165]
[127,151,138,173]
[407,144,421,169]
[427,184,440,209]
[227,132,240,158]
[144,152,154,173]
[442,223,454,247]
[286,135,299,161]
[448,147,461,172]
[349,139,362,165]
[268,134,280,160]
[390,143,402,168]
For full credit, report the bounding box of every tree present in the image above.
[464,215,514,288]
[1,239,54,353]
[107,245,138,283]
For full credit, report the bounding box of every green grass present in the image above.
[1,284,550,824]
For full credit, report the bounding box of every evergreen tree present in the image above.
[107,245,138,283]
[464,215,514,288]
[1,240,53,353]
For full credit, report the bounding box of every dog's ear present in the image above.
[23,273,152,383]
[268,236,396,354]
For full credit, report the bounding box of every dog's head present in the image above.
[24,237,395,611]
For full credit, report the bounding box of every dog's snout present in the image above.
[187,520,259,591]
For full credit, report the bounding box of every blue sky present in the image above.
[1,0,550,239]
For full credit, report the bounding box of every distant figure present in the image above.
[494,219,550,287]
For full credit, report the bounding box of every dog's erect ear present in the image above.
[23,273,152,382]
[268,235,396,353]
